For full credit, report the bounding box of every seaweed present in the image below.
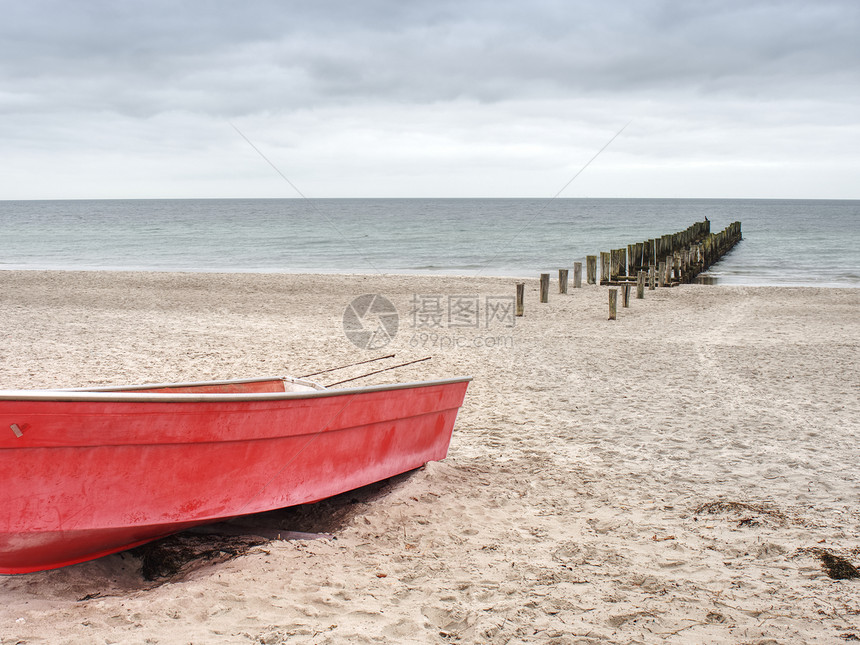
[127,474,408,582]
[694,500,788,527]
[810,548,860,581]
[130,533,268,581]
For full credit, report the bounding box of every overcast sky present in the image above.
[2,0,858,199]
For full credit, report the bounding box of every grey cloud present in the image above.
[1,0,858,199]
[2,0,858,119]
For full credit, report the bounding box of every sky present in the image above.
[1,0,859,200]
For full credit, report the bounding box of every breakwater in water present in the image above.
[520,220,744,318]
[595,220,743,286]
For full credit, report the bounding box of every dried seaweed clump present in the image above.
[694,500,788,526]
[131,533,268,581]
[803,547,860,581]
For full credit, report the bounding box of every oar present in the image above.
[299,354,395,378]
[326,357,432,387]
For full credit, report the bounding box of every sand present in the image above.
[1,270,859,644]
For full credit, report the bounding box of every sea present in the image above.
[0,198,857,287]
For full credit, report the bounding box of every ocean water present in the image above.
[0,198,857,287]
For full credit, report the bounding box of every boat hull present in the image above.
[0,378,470,573]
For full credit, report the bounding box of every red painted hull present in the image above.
[0,377,470,574]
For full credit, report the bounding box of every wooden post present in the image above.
[586,255,597,284]
[608,289,617,320]
[540,273,550,303]
[610,249,620,281]
[600,252,611,284]
[637,271,645,299]
[665,256,673,285]
[516,283,524,317]
[658,261,666,287]
[622,283,631,308]
[610,248,627,281]
[558,269,568,294]
[649,264,656,290]
[573,262,582,288]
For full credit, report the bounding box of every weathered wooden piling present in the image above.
[516,283,525,316]
[598,220,724,286]
[600,252,611,285]
[547,219,742,320]
[698,221,743,275]
[628,246,638,277]
[610,248,627,282]
[587,219,742,288]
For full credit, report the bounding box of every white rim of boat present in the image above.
[0,377,473,403]
[60,375,326,392]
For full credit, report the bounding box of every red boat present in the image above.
[0,375,470,574]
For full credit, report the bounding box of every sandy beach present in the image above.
[1,270,859,644]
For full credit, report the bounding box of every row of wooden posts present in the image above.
[514,220,743,319]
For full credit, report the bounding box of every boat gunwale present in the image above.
[60,374,326,393]
[0,377,473,404]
